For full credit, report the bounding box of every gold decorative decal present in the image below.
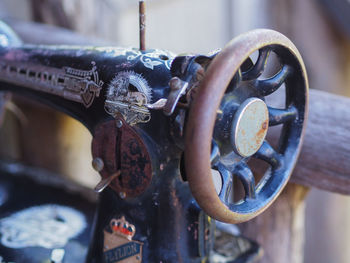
[103,216,143,263]
[0,61,103,108]
[105,71,151,125]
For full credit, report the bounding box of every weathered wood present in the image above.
[239,184,309,263]
[268,1,350,262]
[290,89,350,194]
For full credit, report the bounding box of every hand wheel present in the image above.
[185,29,308,224]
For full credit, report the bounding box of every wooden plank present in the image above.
[291,89,350,194]
[239,183,309,263]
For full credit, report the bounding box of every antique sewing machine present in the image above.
[0,4,308,262]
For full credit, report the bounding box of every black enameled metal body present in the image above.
[0,22,213,263]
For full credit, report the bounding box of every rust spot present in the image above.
[255,120,269,146]
[262,121,268,130]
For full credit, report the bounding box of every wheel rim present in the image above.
[185,29,308,224]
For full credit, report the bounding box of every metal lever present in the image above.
[164,77,189,116]
[146,98,223,115]
[145,98,167,110]
[94,171,121,193]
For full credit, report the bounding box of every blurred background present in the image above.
[0,0,349,262]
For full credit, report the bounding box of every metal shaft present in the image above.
[139,0,146,51]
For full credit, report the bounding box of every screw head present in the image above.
[92,157,104,172]
[160,163,164,171]
[231,98,269,157]
[119,192,126,199]
[116,119,123,128]
[169,77,182,90]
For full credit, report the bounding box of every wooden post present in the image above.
[239,184,309,263]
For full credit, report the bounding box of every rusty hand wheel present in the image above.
[185,29,308,224]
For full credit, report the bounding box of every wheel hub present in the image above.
[231,98,269,158]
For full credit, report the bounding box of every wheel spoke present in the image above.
[254,141,283,169]
[233,162,256,200]
[231,68,242,89]
[269,106,297,126]
[242,48,271,81]
[210,140,220,165]
[216,163,233,205]
[257,65,292,96]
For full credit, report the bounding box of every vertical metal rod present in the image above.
[139,0,146,51]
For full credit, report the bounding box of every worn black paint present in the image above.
[0,22,212,263]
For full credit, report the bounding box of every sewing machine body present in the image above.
[0,19,308,263]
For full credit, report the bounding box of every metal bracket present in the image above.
[163,77,189,116]
[144,77,189,115]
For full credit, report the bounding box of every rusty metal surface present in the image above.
[185,29,309,223]
[91,118,152,198]
[139,1,146,51]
